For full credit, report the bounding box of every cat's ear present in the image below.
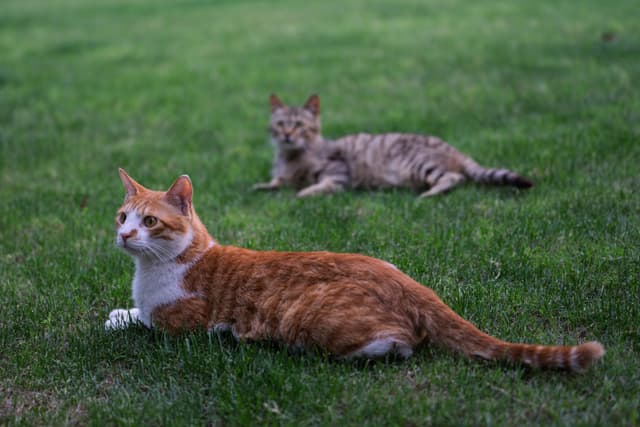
[270,94,285,112]
[165,175,193,216]
[304,94,320,116]
[119,168,145,200]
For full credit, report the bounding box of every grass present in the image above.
[1,0,639,425]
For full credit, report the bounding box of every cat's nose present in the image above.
[120,230,137,241]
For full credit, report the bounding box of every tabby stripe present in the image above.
[421,164,437,179]
[569,346,580,371]
[428,170,445,184]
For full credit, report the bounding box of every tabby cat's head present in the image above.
[269,94,321,152]
[115,169,202,262]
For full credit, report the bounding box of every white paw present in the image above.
[252,182,272,191]
[296,188,317,198]
[105,308,141,330]
[252,182,280,191]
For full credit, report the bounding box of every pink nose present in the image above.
[120,230,137,241]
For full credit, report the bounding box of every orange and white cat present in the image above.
[106,168,604,372]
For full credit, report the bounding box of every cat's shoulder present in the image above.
[334,132,373,142]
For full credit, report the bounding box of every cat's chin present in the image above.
[118,246,140,256]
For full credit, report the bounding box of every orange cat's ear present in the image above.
[165,175,193,216]
[270,94,284,112]
[118,168,145,200]
[304,94,320,116]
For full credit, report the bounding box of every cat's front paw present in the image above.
[105,308,141,330]
[296,187,322,198]
[252,182,279,191]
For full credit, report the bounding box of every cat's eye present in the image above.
[294,120,303,128]
[143,216,157,228]
[276,120,284,127]
[119,212,127,224]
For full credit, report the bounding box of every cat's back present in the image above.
[184,244,413,293]
[331,132,465,188]
[334,132,461,162]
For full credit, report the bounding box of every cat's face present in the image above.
[269,94,321,152]
[115,169,194,262]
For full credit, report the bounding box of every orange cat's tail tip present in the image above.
[583,341,605,359]
[573,341,605,372]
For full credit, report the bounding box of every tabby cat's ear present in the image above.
[118,168,145,200]
[270,94,285,112]
[165,175,193,216]
[304,94,320,116]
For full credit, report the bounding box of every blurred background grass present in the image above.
[1,0,638,425]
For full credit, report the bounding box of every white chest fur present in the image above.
[132,259,190,326]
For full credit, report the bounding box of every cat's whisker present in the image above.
[143,242,175,263]
[154,240,182,259]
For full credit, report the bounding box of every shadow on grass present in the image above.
[93,325,586,378]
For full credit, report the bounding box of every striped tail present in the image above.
[490,341,606,373]
[463,159,533,189]
[421,290,605,372]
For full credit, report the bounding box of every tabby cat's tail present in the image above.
[463,159,533,189]
[421,289,604,372]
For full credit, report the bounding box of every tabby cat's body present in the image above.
[253,94,533,197]
[106,169,604,372]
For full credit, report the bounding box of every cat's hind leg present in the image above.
[348,336,414,359]
[419,172,466,198]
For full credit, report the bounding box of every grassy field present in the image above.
[1,0,639,425]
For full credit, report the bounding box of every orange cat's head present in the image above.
[115,169,212,263]
[269,94,322,152]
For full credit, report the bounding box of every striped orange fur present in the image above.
[253,94,533,197]
[106,169,604,372]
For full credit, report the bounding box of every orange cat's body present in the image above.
[160,246,427,355]
[107,169,604,372]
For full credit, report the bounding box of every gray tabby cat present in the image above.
[253,94,533,198]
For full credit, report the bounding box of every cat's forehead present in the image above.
[118,191,180,217]
[271,107,315,121]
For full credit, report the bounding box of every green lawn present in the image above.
[1,0,639,425]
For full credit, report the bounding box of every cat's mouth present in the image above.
[117,238,141,253]
[280,139,303,150]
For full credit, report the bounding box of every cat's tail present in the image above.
[419,289,604,372]
[462,159,533,189]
